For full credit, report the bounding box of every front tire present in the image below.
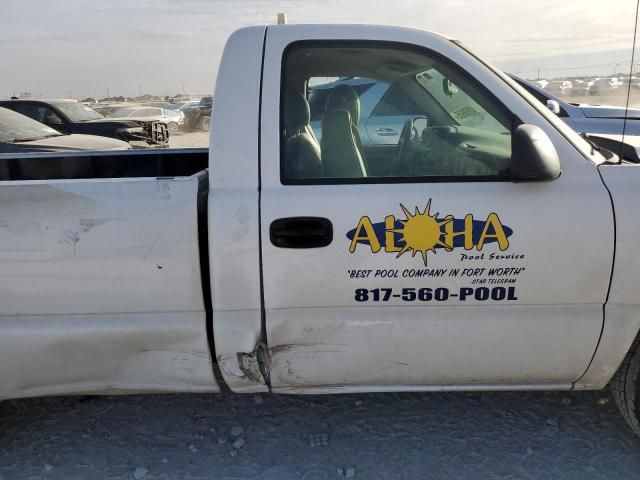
[200,116,211,132]
[168,122,179,135]
[612,336,640,437]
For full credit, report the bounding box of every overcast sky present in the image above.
[2,0,638,98]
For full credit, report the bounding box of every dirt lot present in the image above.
[169,131,209,148]
[2,390,640,480]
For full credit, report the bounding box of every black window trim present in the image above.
[279,39,521,186]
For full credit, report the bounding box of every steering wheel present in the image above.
[391,119,417,176]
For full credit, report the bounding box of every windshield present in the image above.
[0,106,62,143]
[53,102,104,122]
[416,68,510,133]
[109,108,137,117]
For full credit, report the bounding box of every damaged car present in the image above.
[182,96,212,131]
[0,106,130,153]
[0,99,169,146]
[105,106,184,135]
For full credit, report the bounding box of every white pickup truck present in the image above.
[2,24,640,438]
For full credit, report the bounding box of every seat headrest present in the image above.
[324,84,360,125]
[284,91,311,132]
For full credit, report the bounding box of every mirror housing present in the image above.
[511,124,561,182]
[546,99,561,115]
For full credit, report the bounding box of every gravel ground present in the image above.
[2,390,640,480]
[169,131,209,149]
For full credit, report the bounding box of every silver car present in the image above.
[107,106,184,135]
[309,77,421,149]
[544,80,572,96]
[584,77,621,96]
[509,74,640,136]
[0,107,130,154]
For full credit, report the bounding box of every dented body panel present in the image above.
[0,175,219,398]
[208,26,269,392]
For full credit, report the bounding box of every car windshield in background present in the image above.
[0,107,62,143]
[54,102,104,122]
[109,108,138,117]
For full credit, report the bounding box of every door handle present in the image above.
[376,127,399,136]
[270,217,333,248]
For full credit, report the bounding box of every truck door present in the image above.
[259,26,614,392]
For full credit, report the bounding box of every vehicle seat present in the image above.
[321,85,367,178]
[283,91,322,179]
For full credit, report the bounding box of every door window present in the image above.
[14,104,63,126]
[281,42,515,183]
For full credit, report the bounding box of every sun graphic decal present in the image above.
[393,200,452,266]
[346,200,514,262]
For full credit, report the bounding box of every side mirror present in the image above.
[546,99,561,115]
[511,124,561,182]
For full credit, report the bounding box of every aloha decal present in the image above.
[346,200,513,266]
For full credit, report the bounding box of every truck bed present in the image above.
[0,149,219,399]
[0,148,208,181]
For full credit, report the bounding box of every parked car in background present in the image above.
[182,96,212,131]
[509,74,640,136]
[533,79,548,89]
[93,103,142,117]
[585,77,620,95]
[0,106,130,155]
[621,76,640,90]
[165,100,200,112]
[106,106,184,135]
[0,99,168,146]
[544,80,572,97]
